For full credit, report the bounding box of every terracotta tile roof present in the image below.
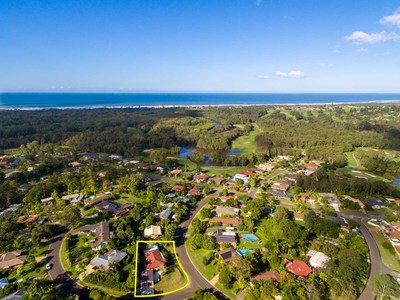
[285,260,312,278]
[145,248,166,270]
[187,188,201,196]
[211,217,243,225]
[251,270,280,282]
[171,185,184,191]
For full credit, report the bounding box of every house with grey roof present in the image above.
[80,221,111,250]
[89,250,127,270]
[215,206,239,217]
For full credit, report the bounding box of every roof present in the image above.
[90,250,127,269]
[159,208,172,219]
[40,197,55,204]
[305,162,319,169]
[326,216,347,227]
[218,248,238,262]
[194,173,210,181]
[368,199,388,207]
[219,195,238,202]
[145,248,166,270]
[285,260,312,277]
[215,234,237,244]
[215,206,239,216]
[308,251,330,268]
[90,254,109,269]
[211,217,243,226]
[0,277,9,288]
[0,251,26,269]
[2,290,24,300]
[26,215,39,223]
[171,185,184,191]
[90,222,110,249]
[293,212,304,220]
[144,225,162,237]
[187,188,201,196]
[271,181,290,191]
[251,271,280,282]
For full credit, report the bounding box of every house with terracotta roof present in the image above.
[145,247,166,270]
[17,214,38,225]
[305,162,320,170]
[187,188,201,197]
[171,185,184,192]
[0,251,27,270]
[293,212,304,221]
[168,169,182,176]
[257,162,278,171]
[251,270,280,282]
[69,161,82,168]
[284,259,312,278]
[208,177,225,185]
[193,173,210,183]
[385,230,400,246]
[210,217,243,226]
[219,195,238,203]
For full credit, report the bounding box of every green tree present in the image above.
[219,266,233,288]
[371,274,400,300]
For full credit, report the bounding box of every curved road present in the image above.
[338,213,400,300]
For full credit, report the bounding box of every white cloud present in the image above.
[319,63,333,68]
[275,71,306,78]
[344,31,400,44]
[357,47,368,52]
[380,11,400,28]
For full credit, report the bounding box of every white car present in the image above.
[45,263,52,270]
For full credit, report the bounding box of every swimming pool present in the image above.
[237,249,253,256]
[242,234,259,242]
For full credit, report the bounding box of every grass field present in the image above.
[202,166,247,177]
[80,280,129,297]
[371,232,400,272]
[231,123,262,155]
[154,266,188,294]
[186,246,217,280]
[345,151,361,169]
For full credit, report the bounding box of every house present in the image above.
[270,190,291,200]
[386,231,400,246]
[211,217,243,226]
[392,222,400,231]
[145,247,166,270]
[251,271,280,282]
[187,188,201,197]
[89,250,127,270]
[140,269,159,295]
[213,229,237,246]
[219,195,238,203]
[307,250,330,269]
[159,208,172,219]
[40,197,55,205]
[17,214,38,224]
[299,193,316,204]
[368,199,389,208]
[326,216,348,230]
[293,212,305,221]
[80,221,111,250]
[0,251,27,270]
[84,191,112,205]
[193,173,210,183]
[169,169,182,176]
[284,173,297,183]
[319,193,341,211]
[285,259,312,278]
[271,181,290,192]
[144,225,162,239]
[218,248,239,262]
[171,185,184,192]
[215,206,239,217]
[69,161,82,168]
[305,162,320,170]
[95,200,131,218]
[257,162,278,171]
[62,193,83,205]
[0,277,9,289]
[233,173,250,183]
[208,177,224,185]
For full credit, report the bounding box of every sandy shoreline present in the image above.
[1,99,400,110]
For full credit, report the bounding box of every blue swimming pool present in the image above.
[237,249,253,256]
[243,234,259,242]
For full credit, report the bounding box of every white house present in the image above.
[144,225,162,239]
[307,250,330,269]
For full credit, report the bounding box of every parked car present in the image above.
[45,263,52,270]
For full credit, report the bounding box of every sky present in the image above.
[1,0,400,93]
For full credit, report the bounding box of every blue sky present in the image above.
[1,0,400,92]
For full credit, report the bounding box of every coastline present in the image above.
[1,99,400,110]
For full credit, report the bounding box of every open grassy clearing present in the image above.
[154,266,187,294]
[202,166,247,177]
[185,246,217,280]
[80,280,129,297]
[371,232,400,272]
[231,123,261,155]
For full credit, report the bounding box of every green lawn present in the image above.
[80,280,130,297]
[185,246,217,280]
[371,232,400,272]
[3,148,21,155]
[345,151,361,169]
[215,282,239,299]
[202,166,247,177]
[231,123,262,155]
[114,193,143,205]
[154,265,188,294]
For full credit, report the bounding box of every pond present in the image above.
[392,178,400,187]
[179,146,243,166]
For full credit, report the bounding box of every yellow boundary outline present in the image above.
[134,240,190,297]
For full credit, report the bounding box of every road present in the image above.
[337,214,400,300]
[248,168,289,199]
[46,233,90,299]
[163,190,229,300]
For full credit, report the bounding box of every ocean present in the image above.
[1,93,400,109]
